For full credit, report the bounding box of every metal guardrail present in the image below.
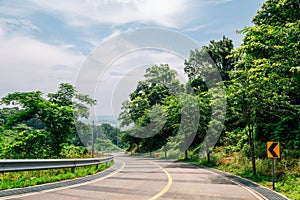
[0,155,113,173]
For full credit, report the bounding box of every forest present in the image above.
[119,0,299,171]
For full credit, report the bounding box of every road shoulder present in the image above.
[0,160,124,199]
[185,161,290,200]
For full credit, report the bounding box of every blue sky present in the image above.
[0,0,265,117]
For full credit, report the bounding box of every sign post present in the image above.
[92,120,95,157]
[267,142,280,190]
[272,158,275,190]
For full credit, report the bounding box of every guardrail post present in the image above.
[72,160,76,173]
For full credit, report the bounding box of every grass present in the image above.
[185,148,300,200]
[0,161,113,190]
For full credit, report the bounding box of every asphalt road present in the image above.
[5,155,262,200]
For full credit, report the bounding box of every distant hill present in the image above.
[81,115,119,127]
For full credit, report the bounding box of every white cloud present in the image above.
[206,0,233,5]
[94,49,187,116]
[0,18,41,34]
[0,2,36,18]
[0,25,85,96]
[182,24,210,32]
[28,0,190,28]
[74,27,200,116]
[0,25,4,37]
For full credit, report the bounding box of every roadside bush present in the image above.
[60,145,88,158]
[1,130,51,159]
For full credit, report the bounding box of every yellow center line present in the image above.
[148,162,173,200]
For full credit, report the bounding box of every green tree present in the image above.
[184,38,230,162]
[1,130,51,159]
[0,107,20,126]
[0,83,96,157]
[252,0,300,26]
[163,92,201,160]
[228,0,300,175]
[184,36,236,82]
[48,83,97,119]
[100,123,121,146]
[119,64,183,154]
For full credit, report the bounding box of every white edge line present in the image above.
[191,164,266,200]
[199,165,289,200]
[1,160,126,200]
[210,171,266,200]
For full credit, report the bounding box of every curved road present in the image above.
[5,155,262,200]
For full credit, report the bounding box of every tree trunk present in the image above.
[250,140,256,175]
[184,150,188,160]
[164,149,167,158]
[149,145,152,157]
[248,124,256,176]
[207,151,211,163]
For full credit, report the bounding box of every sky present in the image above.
[0,0,266,120]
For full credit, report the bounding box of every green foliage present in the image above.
[100,123,120,146]
[1,129,51,159]
[95,138,120,151]
[120,0,300,179]
[0,83,96,158]
[143,64,182,92]
[221,0,300,175]
[0,129,18,144]
[119,64,183,153]
[184,36,236,81]
[59,145,88,158]
[183,37,230,161]
[0,107,19,126]
[163,92,204,160]
[252,0,300,26]
[277,174,300,200]
[75,121,122,152]
[76,120,92,146]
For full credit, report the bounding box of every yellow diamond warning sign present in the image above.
[267,142,280,158]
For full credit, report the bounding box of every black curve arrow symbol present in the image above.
[268,142,279,157]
